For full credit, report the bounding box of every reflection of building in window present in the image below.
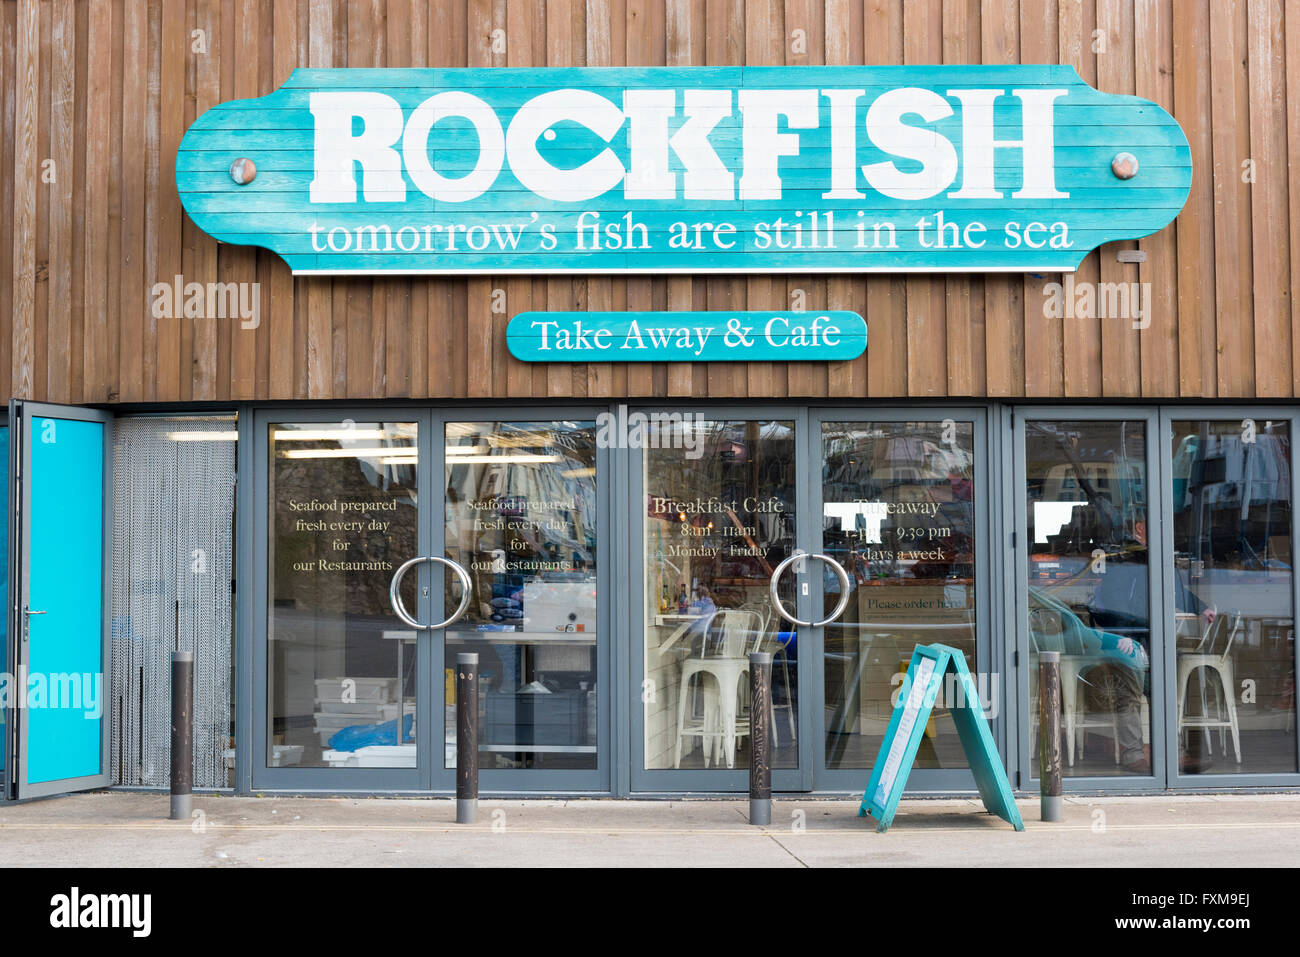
[1033,501,1085,543]
[444,422,598,623]
[1170,421,1295,775]
[642,420,799,772]
[1173,427,1292,571]
[824,502,889,541]
[443,422,600,771]
[819,421,978,773]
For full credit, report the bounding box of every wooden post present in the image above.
[749,652,772,826]
[1039,651,1063,822]
[169,651,193,821]
[456,653,479,824]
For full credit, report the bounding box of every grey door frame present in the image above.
[1012,405,1168,792]
[250,405,613,795]
[627,405,814,793]
[8,400,114,800]
[441,407,612,795]
[2,405,11,800]
[1157,406,1300,789]
[251,406,433,792]
[808,406,993,794]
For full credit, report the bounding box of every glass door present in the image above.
[1161,410,1299,784]
[812,410,990,791]
[631,409,813,792]
[254,411,431,791]
[441,415,608,792]
[1014,409,1164,789]
[254,408,609,793]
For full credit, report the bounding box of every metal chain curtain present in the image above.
[110,416,236,788]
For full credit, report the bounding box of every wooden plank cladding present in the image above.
[0,0,1294,403]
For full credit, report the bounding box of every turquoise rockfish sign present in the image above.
[177,66,1191,275]
[507,311,866,362]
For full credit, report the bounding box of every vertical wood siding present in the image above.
[0,0,1293,402]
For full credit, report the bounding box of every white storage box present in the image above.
[322,744,417,768]
[313,704,403,729]
[271,744,303,767]
[224,744,303,768]
[313,677,397,706]
[313,697,401,716]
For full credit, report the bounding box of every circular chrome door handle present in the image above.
[769,550,852,628]
[389,556,473,630]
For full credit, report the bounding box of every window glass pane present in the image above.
[0,424,6,774]
[1171,419,1297,774]
[444,421,598,770]
[643,419,798,771]
[822,421,978,770]
[267,422,419,769]
[1026,420,1151,777]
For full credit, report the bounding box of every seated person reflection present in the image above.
[683,584,719,654]
[1087,562,1214,774]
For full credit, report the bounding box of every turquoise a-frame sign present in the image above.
[860,643,1024,833]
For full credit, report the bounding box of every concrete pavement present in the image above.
[0,791,1297,866]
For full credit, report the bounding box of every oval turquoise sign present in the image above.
[176,66,1191,275]
[507,311,867,362]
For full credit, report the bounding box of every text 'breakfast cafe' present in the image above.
[2,1,1297,801]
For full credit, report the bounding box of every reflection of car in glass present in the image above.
[1029,553,1095,586]
[1028,586,1148,675]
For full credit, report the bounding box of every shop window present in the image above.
[821,421,978,770]
[642,419,798,771]
[1025,420,1152,777]
[443,421,599,770]
[267,422,418,770]
[1171,420,1297,775]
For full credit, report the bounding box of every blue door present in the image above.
[9,402,112,799]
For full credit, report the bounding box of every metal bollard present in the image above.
[456,653,479,824]
[169,651,193,821]
[1039,651,1063,822]
[748,652,772,826]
